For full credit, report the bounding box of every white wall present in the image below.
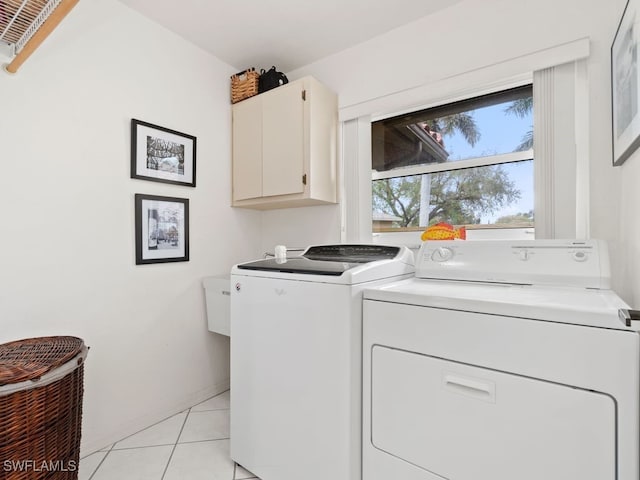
[620,152,640,306]
[262,0,631,298]
[260,205,341,254]
[0,0,261,454]
[613,5,640,308]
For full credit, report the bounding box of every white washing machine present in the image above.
[362,240,639,480]
[230,244,414,480]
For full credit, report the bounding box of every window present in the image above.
[371,85,534,240]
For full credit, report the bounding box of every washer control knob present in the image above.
[572,251,588,262]
[431,247,454,262]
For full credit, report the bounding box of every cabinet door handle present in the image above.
[302,174,307,185]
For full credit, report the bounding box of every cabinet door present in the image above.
[233,97,263,201]
[262,83,305,197]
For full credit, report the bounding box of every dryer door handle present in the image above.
[443,373,496,403]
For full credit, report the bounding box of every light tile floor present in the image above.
[79,391,259,480]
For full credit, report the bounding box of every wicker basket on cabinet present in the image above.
[230,68,259,104]
[0,336,88,479]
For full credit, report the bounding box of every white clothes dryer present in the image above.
[362,240,638,480]
[230,244,414,480]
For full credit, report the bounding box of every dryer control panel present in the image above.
[416,239,610,289]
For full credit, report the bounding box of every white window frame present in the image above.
[339,38,590,246]
[372,150,533,181]
[370,83,535,245]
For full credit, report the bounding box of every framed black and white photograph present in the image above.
[135,194,189,265]
[612,0,640,166]
[131,119,197,186]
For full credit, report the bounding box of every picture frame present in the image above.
[135,194,189,265]
[612,0,640,166]
[131,119,197,186]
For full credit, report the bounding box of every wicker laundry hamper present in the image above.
[0,336,88,480]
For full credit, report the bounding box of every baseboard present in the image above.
[80,377,230,457]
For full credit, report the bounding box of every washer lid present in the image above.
[236,257,360,276]
[302,244,402,263]
[233,245,415,284]
[237,244,404,276]
[364,278,632,330]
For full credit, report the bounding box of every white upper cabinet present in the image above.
[232,76,338,209]
[232,97,263,201]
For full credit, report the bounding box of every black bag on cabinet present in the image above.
[258,66,289,93]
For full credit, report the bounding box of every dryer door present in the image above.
[370,346,615,480]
